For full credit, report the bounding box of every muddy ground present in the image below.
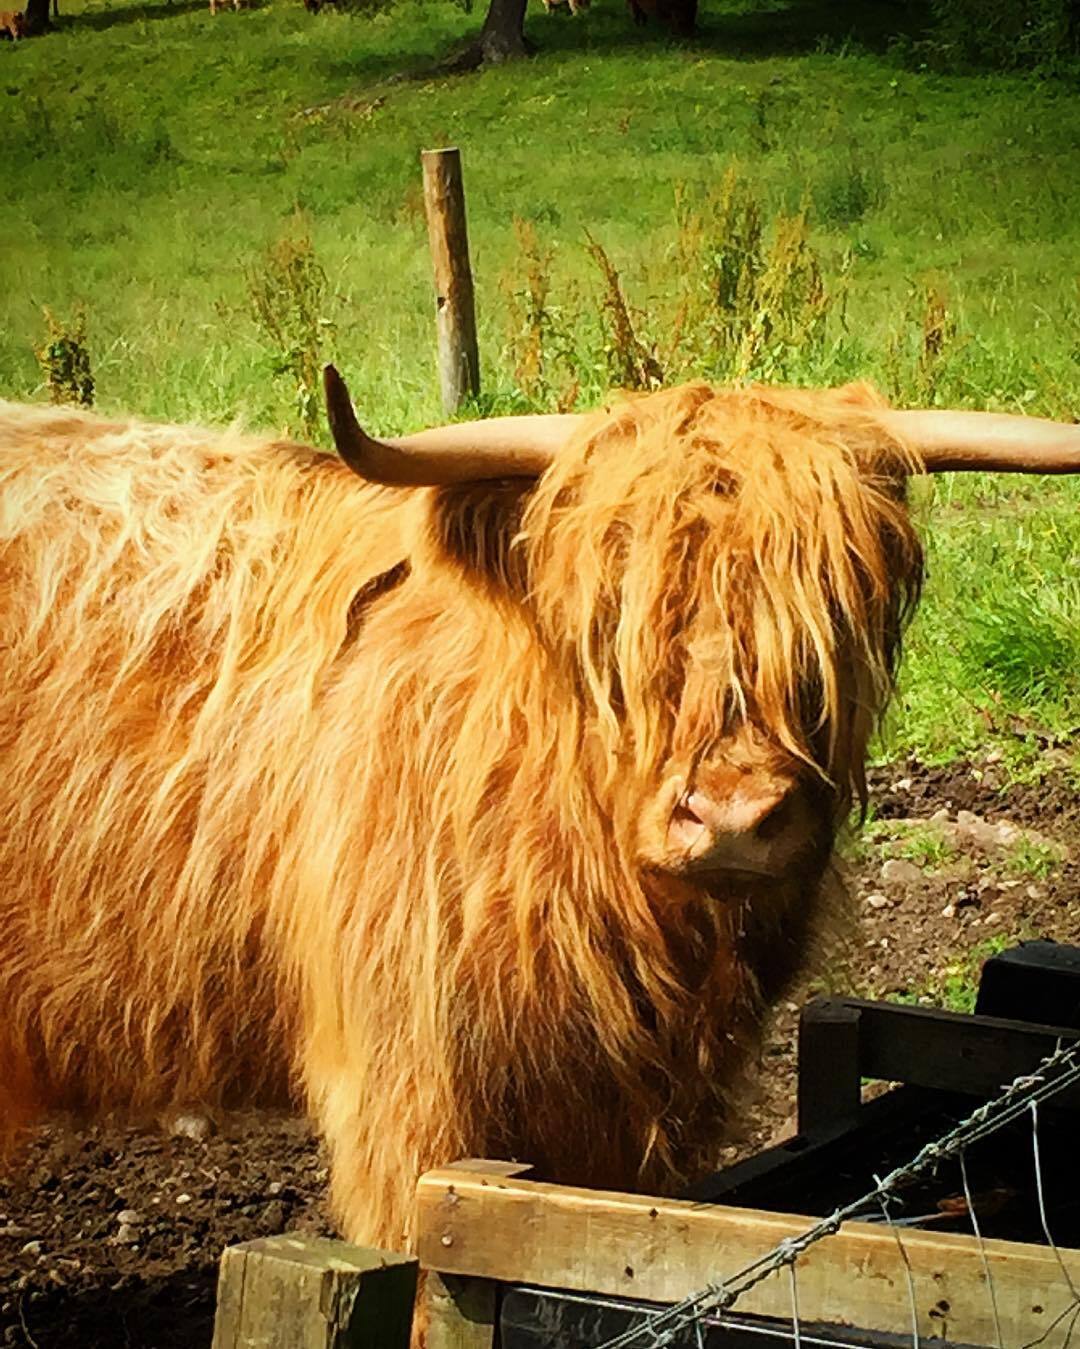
[2,756,1078,1348]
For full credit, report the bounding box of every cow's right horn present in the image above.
[881,407,1080,474]
[324,365,578,486]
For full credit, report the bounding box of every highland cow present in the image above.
[0,376,1077,1258]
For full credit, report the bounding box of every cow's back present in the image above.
[0,400,414,1132]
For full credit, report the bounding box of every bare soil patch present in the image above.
[2,756,1077,1347]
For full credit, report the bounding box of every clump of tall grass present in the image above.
[500,165,842,402]
[584,230,665,392]
[884,281,963,405]
[247,223,334,440]
[815,159,886,229]
[960,589,1080,709]
[36,306,94,408]
[659,167,836,383]
[501,217,582,411]
[904,0,1080,72]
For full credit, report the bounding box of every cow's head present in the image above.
[325,367,1080,899]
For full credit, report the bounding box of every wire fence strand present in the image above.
[594,1036,1080,1349]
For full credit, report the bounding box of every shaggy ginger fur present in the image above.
[0,381,922,1253]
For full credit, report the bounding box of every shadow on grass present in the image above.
[311,0,934,103]
[532,0,933,61]
[49,0,933,93]
[57,0,258,32]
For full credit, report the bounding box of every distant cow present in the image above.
[541,0,590,17]
[0,374,1077,1258]
[0,8,25,36]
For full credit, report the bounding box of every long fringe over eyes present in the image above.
[522,380,924,802]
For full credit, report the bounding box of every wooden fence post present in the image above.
[420,1160,534,1349]
[421,147,480,415]
[212,1234,418,1349]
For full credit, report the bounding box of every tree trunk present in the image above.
[476,0,530,61]
[23,0,51,35]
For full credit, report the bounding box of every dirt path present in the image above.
[2,758,1077,1348]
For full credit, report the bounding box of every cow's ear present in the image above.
[424,480,533,600]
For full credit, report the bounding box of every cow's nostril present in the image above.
[672,795,706,830]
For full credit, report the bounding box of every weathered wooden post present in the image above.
[421,147,481,416]
[212,1234,418,1349]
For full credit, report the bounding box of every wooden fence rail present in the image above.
[416,1159,1080,1349]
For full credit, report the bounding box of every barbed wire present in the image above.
[594,1035,1080,1349]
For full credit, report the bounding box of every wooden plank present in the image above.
[835,996,1080,1100]
[212,1234,418,1349]
[683,1085,945,1206]
[422,1162,535,1349]
[421,146,480,415]
[416,1166,1080,1347]
[797,1000,862,1135]
[425,1273,500,1349]
[975,939,1080,1026]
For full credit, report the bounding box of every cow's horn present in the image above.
[324,365,579,485]
[882,408,1080,474]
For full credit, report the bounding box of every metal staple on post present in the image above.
[421,147,480,416]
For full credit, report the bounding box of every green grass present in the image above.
[1003,835,1066,880]
[890,934,1015,1013]
[887,822,958,871]
[840,817,959,870]
[2,0,1080,764]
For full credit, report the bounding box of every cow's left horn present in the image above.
[324,365,580,485]
[882,408,1080,474]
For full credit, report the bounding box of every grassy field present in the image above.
[2,0,1079,764]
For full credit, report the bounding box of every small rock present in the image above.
[865,893,890,910]
[169,1112,214,1142]
[881,858,922,886]
[267,1181,283,1197]
[175,1193,193,1206]
[262,1201,287,1234]
[116,1209,141,1227]
[892,777,913,792]
[941,903,956,919]
[930,808,951,824]
[20,1241,42,1257]
[115,1224,139,1245]
[1027,885,1042,900]
[985,912,1002,925]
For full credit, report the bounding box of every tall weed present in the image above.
[247,224,334,440]
[36,307,94,408]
